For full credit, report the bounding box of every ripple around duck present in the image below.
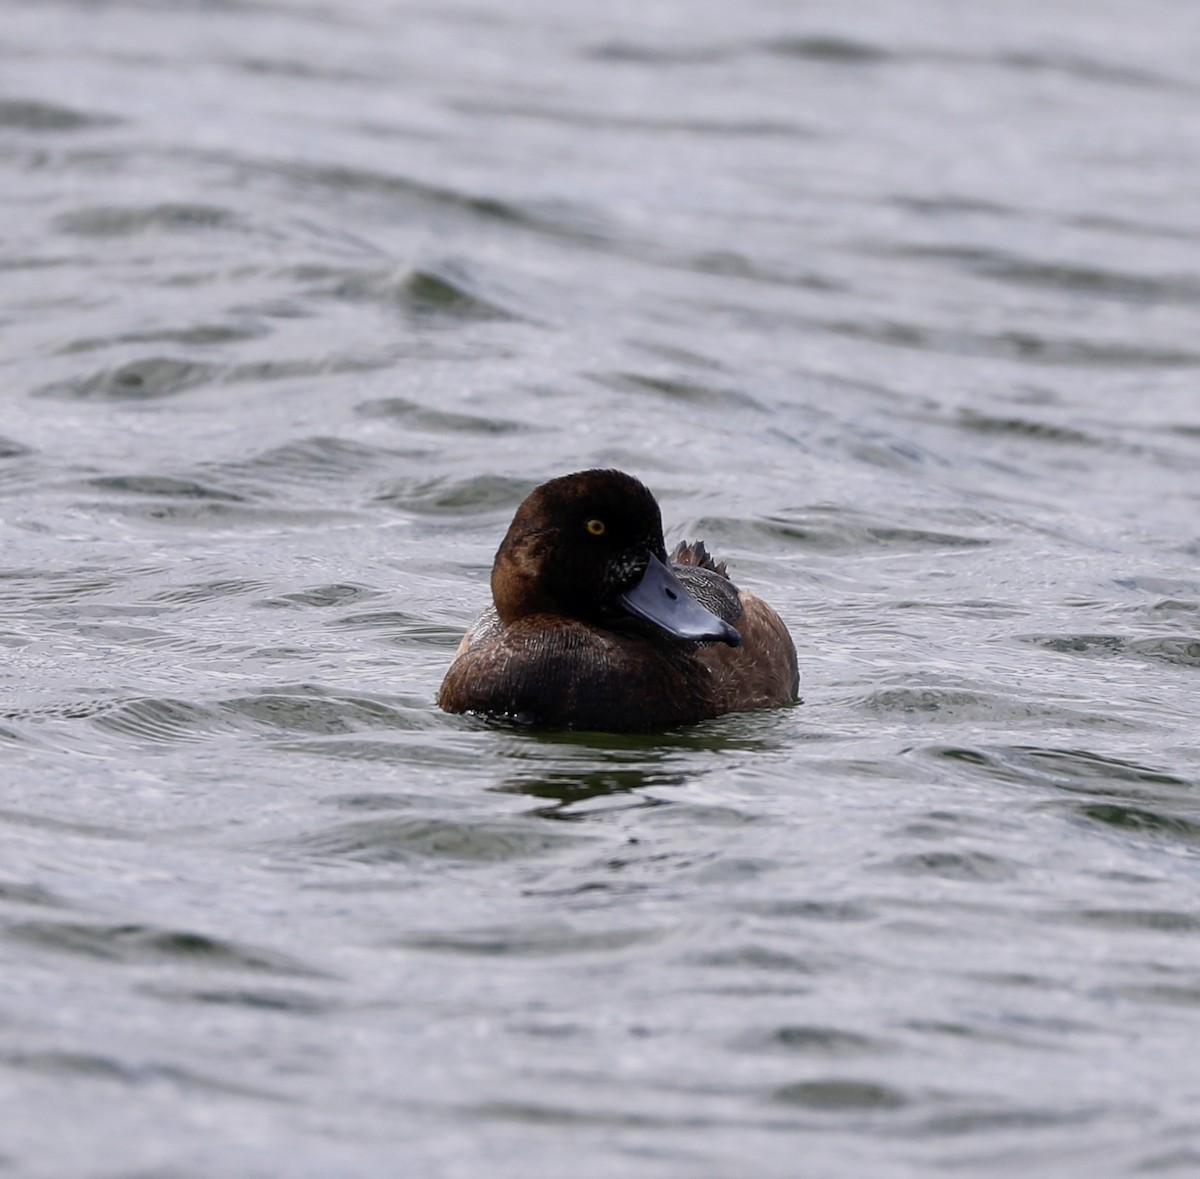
[88,498,352,529]
[930,746,1200,850]
[990,48,1181,90]
[928,744,1193,794]
[0,97,117,131]
[6,921,324,976]
[0,435,33,459]
[1,1050,287,1102]
[394,922,657,957]
[1049,908,1200,933]
[590,371,766,412]
[90,698,235,745]
[953,409,1097,446]
[0,567,126,607]
[322,261,519,323]
[60,319,270,353]
[453,98,807,140]
[1065,802,1200,846]
[356,396,527,435]
[687,944,817,975]
[771,1078,908,1112]
[1148,598,1200,617]
[0,722,32,746]
[1122,575,1200,597]
[1137,600,1195,619]
[273,736,474,765]
[1127,637,1200,668]
[881,850,1019,882]
[732,1025,888,1057]
[255,583,379,609]
[219,435,396,486]
[138,982,337,1015]
[761,34,891,63]
[0,804,131,842]
[582,38,733,65]
[222,355,394,386]
[1112,981,1200,1008]
[0,880,66,909]
[690,510,990,554]
[258,155,609,243]
[326,610,443,647]
[859,687,1118,728]
[467,1099,693,1132]
[53,202,237,237]
[915,1102,1108,1135]
[32,356,217,401]
[1018,633,1200,668]
[376,473,532,517]
[218,689,410,737]
[148,578,271,605]
[284,816,581,864]
[81,474,246,502]
[824,319,1200,368]
[895,245,1200,308]
[681,250,837,288]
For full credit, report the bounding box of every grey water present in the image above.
[3,1,1200,1175]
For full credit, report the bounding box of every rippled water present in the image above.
[4,1,1200,1175]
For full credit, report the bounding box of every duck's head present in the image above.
[491,469,740,646]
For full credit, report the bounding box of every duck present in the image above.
[438,469,799,731]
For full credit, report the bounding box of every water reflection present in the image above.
[494,765,687,818]
[485,710,795,816]
[8,0,1200,1173]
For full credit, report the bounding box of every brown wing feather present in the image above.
[694,591,799,711]
[670,539,728,578]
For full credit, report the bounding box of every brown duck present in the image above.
[438,469,798,731]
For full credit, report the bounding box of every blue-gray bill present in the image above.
[619,554,741,646]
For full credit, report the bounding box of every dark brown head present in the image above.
[491,469,739,645]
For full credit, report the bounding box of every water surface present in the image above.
[3,1,1200,1175]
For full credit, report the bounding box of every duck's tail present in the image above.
[670,539,728,579]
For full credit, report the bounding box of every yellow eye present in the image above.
[586,518,606,536]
